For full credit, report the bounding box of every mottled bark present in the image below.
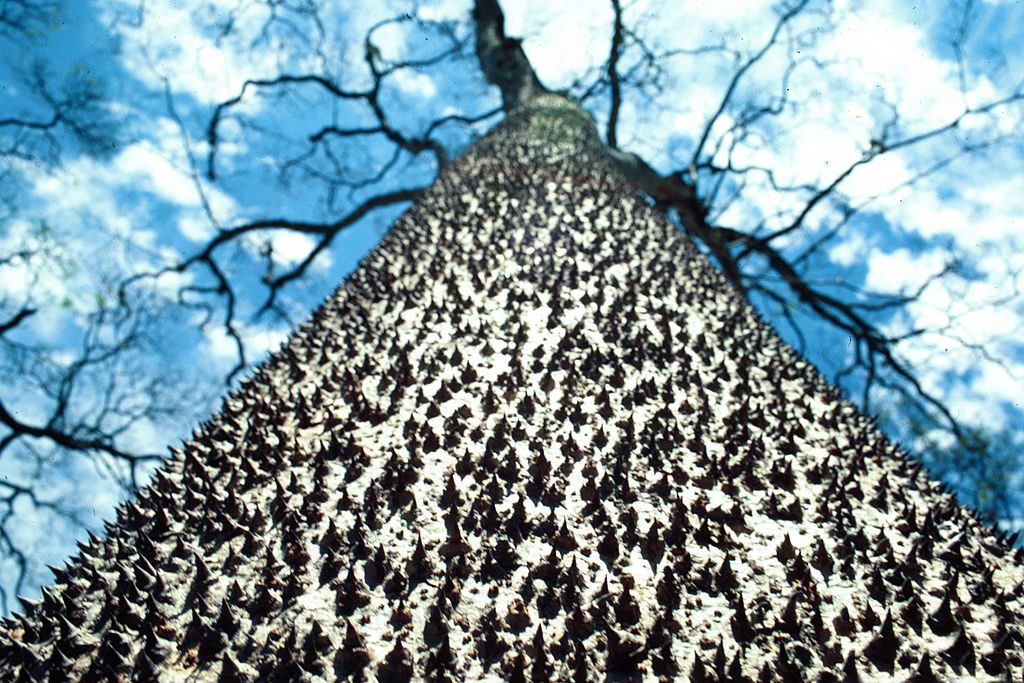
[1,94,1022,681]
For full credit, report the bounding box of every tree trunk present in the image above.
[2,93,1022,681]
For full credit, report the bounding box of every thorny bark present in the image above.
[471,0,1023,455]
[94,0,1024,534]
[1,48,1023,681]
[1,0,1022,611]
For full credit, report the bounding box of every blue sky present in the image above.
[0,0,1023,606]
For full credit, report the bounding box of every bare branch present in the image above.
[181,186,425,270]
[0,308,35,336]
[689,0,811,170]
[0,0,59,41]
[0,400,160,465]
[756,90,1024,248]
[206,74,367,180]
[606,0,624,149]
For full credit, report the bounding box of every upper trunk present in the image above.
[2,94,1023,681]
[472,0,547,110]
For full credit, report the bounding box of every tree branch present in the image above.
[689,0,811,169]
[472,0,547,110]
[606,0,624,149]
[0,308,35,336]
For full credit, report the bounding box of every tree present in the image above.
[1,0,1023,678]
[1,0,1022,604]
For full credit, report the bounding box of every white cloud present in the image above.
[240,230,334,272]
[20,125,239,248]
[178,213,215,242]
[864,247,949,296]
[115,145,199,207]
[97,0,285,104]
[372,21,412,62]
[202,321,289,367]
[0,126,246,348]
[416,0,469,21]
[627,0,1024,436]
[154,267,196,300]
[391,70,438,99]
[0,217,114,341]
[862,241,1024,430]
[502,0,614,88]
[829,230,869,267]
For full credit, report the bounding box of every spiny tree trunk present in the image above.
[2,93,1023,682]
